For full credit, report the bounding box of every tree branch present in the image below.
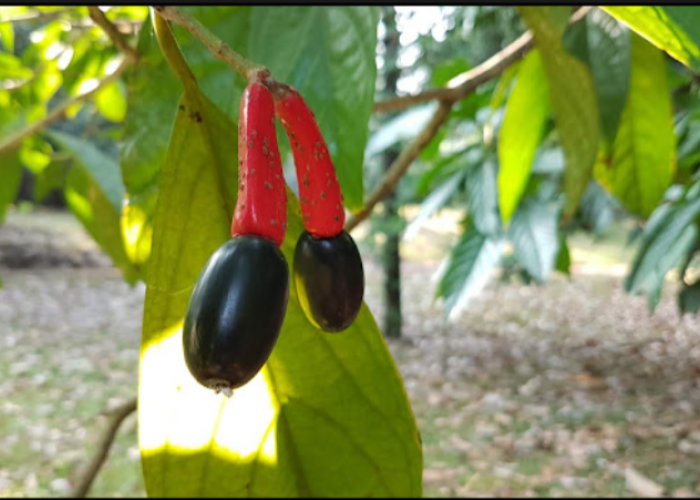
[71,397,138,498]
[346,6,594,231]
[0,7,73,24]
[88,6,139,62]
[373,6,593,114]
[0,56,131,156]
[153,6,267,82]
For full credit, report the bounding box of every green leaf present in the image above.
[498,49,550,224]
[466,156,501,237]
[579,181,616,234]
[404,169,466,241]
[555,235,571,276]
[249,6,380,210]
[594,33,675,219]
[0,21,13,53]
[47,131,138,283]
[626,182,700,312]
[519,6,600,216]
[679,280,700,315]
[436,220,503,318]
[601,6,700,72]
[0,149,21,223]
[95,80,127,122]
[139,22,421,496]
[432,58,470,87]
[508,199,561,283]
[565,10,631,148]
[0,52,32,79]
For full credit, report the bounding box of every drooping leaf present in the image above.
[579,180,617,234]
[249,7,380,210]
[47,130,138,283]
[602,6,700,72]
[625,180,700,312]
[404,169,465,241]
[564,10,631,148]
[497,49,550,224]
[594,32,675,219]
[508,199,561,283]
[436,220,503,318]
[555,235,571,276]
[679,280,700,315]
[139,16,421,498]
[0,149,21,223]
[466,156,501,237]
[519,6,600,216]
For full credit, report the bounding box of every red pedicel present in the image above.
[274,89,345,238]
[232,81,287,247]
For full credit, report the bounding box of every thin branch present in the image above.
[373,6,593,114]
[0,57,131,156]
[153,6,267,82]
[344,32,533,231]
[71,397,138,498]
[346,6,594,231]
[0,7,73,24]
[88,6,139,62]
[346,102,453,231]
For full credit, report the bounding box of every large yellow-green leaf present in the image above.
[594,33,675,219]
[602,6,700,72]
[497,49,551,224]
[139,17,421,499]
[518,6,600,216]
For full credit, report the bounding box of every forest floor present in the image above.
[0,208,699,498]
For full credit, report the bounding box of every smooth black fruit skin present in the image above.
[294,230,364,333]
[183,235,289,392]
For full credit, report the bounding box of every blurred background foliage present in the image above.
[2,5,700,332]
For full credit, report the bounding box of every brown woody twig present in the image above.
[88,7,140,62]
[71,397,138,498]
[346,6,594,231]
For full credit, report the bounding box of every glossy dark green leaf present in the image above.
[679,280,700,315]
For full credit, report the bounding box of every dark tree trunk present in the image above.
[380,7,402,339]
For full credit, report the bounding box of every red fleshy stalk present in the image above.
[232,81,287,247]
[274,88,344,238]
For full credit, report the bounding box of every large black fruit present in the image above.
[294,230,364,332]
[183,235,289,393]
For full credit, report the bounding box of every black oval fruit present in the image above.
[183,235,289,394]
[293,230,364,333]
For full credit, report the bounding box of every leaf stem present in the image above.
[152,6,268,83]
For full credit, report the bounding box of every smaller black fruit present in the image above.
[293,230,364,333]
[183,235,289,394]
